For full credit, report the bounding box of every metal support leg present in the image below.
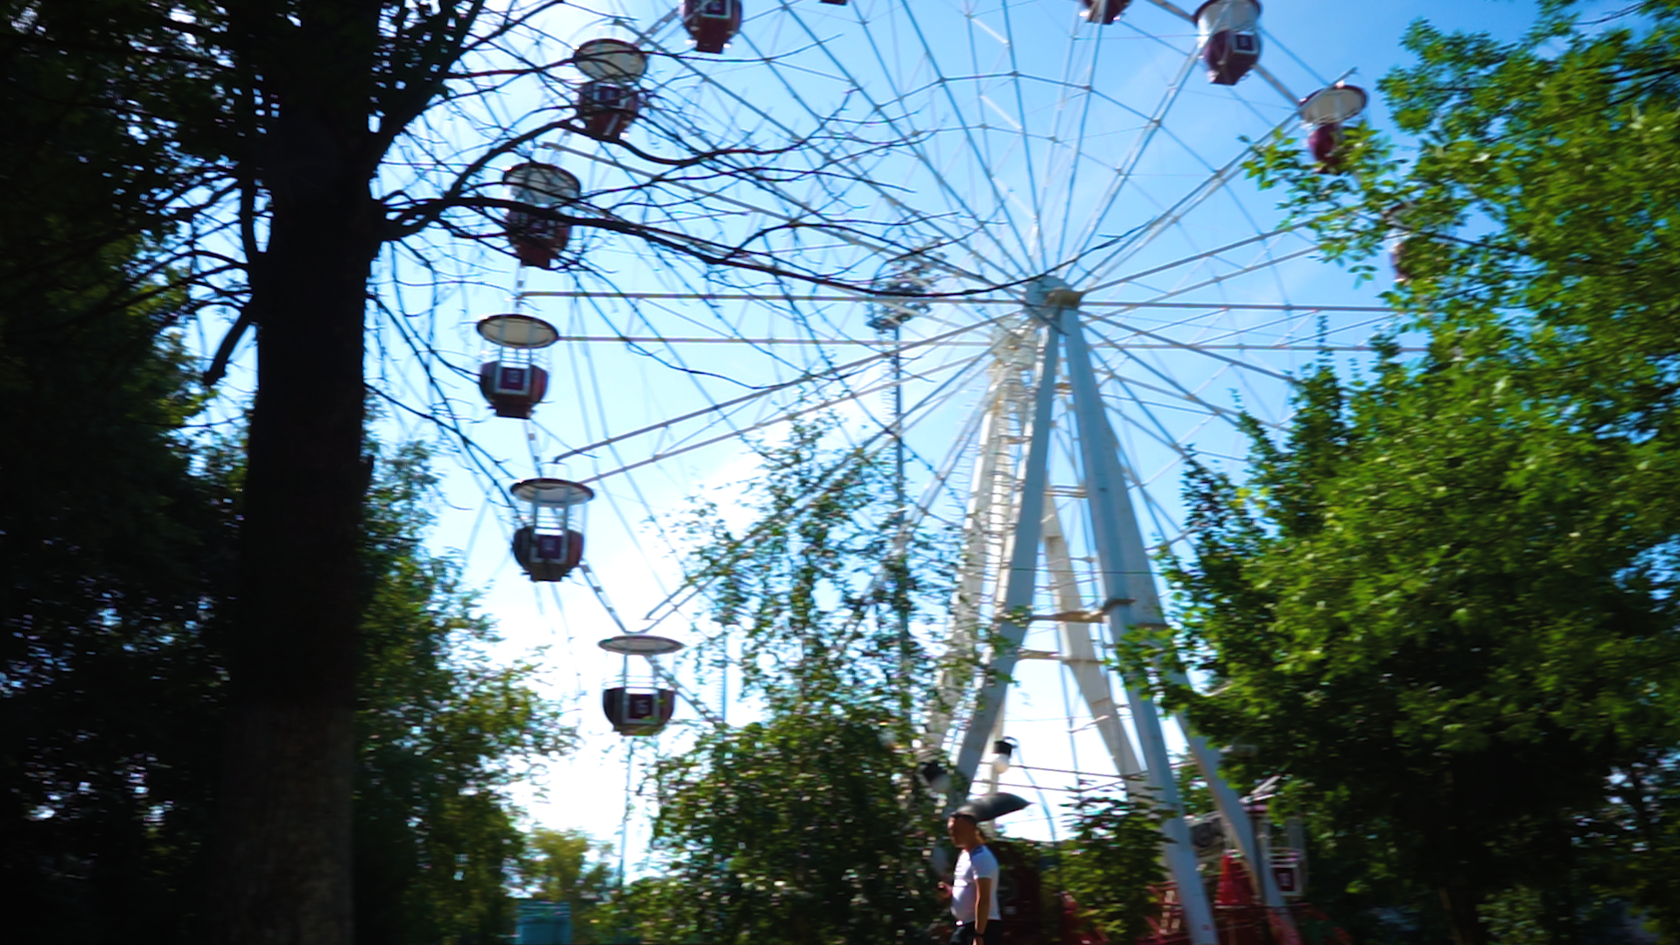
[1060,297,1300,942]
[923,378,1012,753]
[1041,498,1143,780]
[1060,301,1220,945]
[946,324,1060,807]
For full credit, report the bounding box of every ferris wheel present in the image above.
[424,2,1392,941]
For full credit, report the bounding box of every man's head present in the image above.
[946,810,981,849]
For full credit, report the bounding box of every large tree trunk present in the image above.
[1439,885,1485,945]
[205,5,383,936]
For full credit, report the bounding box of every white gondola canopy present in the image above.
[1299,83,1368,127]
[502,162,581,207]
[477,313,560,350]
[511,477,595,507]
[573,38,648,82]
[598,633,686,656]
[1300,83,1369,170]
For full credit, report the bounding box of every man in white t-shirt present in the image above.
[941,809,1002,945]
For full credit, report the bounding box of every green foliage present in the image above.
[1246,1,1680,431]
[519,828,616,943]
[354,442,574,945]
[1165,359,1680,941]
[2,421,567,945]
[677,418,949,719]
[1193,6,1680,942]
[648,706,939,945]
[638,420,948,944]
[0,10,228,935]
[1056,793,1165,943]
[601,875,699,945]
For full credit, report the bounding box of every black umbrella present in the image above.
[955,792,1031,822]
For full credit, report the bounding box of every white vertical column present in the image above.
[923,375,1012,752]
[1060,297,1299,942]
[1040,498,1143,779]
[946,323,1060,806]
[1060,299,1220,945]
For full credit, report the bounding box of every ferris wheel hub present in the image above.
[1024,275,1086,324]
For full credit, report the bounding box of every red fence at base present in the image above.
[1136,856,1351,945]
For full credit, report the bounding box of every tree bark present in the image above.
[205,4,384,938]
[1438,885,1485,945]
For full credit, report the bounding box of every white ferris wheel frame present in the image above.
[428,3,1406,940]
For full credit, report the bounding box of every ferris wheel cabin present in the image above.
[1195,0,1261,86]
[598,634,684,736]
[681,0,742,54]
[573,39,648,141]
[502,162,581,269]
[601,686,677,735]
[476,314,558,419]
[579,81,645,140]
[1080,0,1131,25]
[1299,83,1368,171]
[509,477,593,582]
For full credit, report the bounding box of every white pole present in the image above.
[1040,498,1144,779]
[922,375,1011,754]
[1057,285,1220,945]
[945,322,1060,806]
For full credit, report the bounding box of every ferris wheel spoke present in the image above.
[546,310,1010,466]
[635,351,994,632]
[1079,245,1320,362]
[776,1,1039,277]
[1061,46,1200,272]
[581,351,984,487]
[547,139,998,293]
[1183,309,1395,353]
[828,383,1002,647]
[569,289,792,479]
[1092,225,1301,292]
[1096,354,1242,472]
[1072,115,1294,287]
[1094,342,1277,433]
[886,2,1044,271]
[1086,251,1318,355]
[995,0,1062,267]
[1250,64,1303,108]
[646,19,1029,287]
[1042,15,1116,269]
[555,303,700,591]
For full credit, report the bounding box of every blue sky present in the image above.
[195,0,1567,879]
[458,0,1554,875]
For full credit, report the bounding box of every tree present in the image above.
[353,441,572,945]
[1160,8,1680,940]
[1155,5,1680,934]
[634,422,949,945]
[519,828,616,944]
[0,10,229,936]
[4,3,991,937]
[1055,793,1165,944]
[1165,360,1678,944]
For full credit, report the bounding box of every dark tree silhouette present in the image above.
[5,3,1005,942]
